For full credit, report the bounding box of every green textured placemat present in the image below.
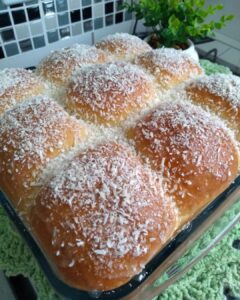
[0,60,239,300]
[200,59,232,75]
[0,203,239,300]
[155,199,240,300]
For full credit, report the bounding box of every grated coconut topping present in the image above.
[96,33,151,55]
[37,44,107,82]
[130,101,237,181]
[188,74,240,107]
[36,142,177,277]
[67,61,156,123]
[135,48,202,77]
[0,95,83,187]
[0,68,43,98]
[45,44,104,64]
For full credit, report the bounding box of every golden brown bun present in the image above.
[0,68,45,115]
[135,48,203,90]
[66,62,157,126]
[37,44,108,86]
[95,33,152,61]
[0,96,87,215]
[185,74,240,141]
[127,102,238,223]
[30,142,178,291]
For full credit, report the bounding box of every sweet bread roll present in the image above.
[127,102,238,223]
[37,44,108,86]
[185,74,240,140]
[135,48,203,90]
[66,62,157,126]
[30,142,178,291]
[95,33,152,61]
[0,68,45,116]
[0,95,87,215]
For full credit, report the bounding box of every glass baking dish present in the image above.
[0,173,239,300]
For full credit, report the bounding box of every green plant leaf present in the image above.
[168,15,181,33]
[226,15,235,21]
[215,22,223,30]
[123,0,234,47]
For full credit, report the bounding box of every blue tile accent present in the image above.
[19,38,33,52]
[26,0,38,6]
[82,0,91,6]
[0,2,7,11]
[59,26,71,38]
[71,21,82,35]
[105,14,113,26]
[58,12,69,26]
[124,11,132,21]
[56,0,68,12]
[83,20,92,32]
[1,28,15,42]
[5,42,19,56]
[33,35,46,48]
[94,17,103,30]
[47,29,59,43]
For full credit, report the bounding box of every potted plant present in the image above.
[123,0,234,60]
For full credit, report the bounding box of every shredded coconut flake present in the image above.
[135,48,202,87]
[37,44,107,84]
[35,142,177,280]
[128,101,238,193]
[0,95,83,190]
[67,61,156,124]
[96,33,151,59]
[0,68,38,95]
[0,68,44,114]
[188,74,240,107]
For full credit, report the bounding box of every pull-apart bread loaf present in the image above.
[0,33,239,292]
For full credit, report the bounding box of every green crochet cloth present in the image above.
[0,60,239,300]
[0,204,239,300]
[199,59,232,75]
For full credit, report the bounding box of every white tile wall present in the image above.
[0,0,134,68]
